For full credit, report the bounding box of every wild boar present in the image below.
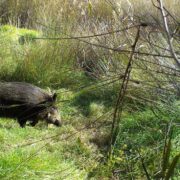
[0,82,61,127]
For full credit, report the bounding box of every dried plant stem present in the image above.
[158,0,180,68]
[109,25,141,155]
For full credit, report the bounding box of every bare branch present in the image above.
[109,25,141,154]
[158,0,180,68]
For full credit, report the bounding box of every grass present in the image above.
[0,25,86,88]
[0,118,94,179]
[88,104,180,179]
[0,90,179,179]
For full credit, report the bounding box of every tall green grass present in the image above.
[0,25,89,89]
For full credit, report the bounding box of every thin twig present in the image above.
[109,25,141,155]
[158,0,180,68]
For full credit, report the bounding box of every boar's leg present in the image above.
[17,118,27,128]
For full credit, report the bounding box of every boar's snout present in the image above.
[54,120,61,127]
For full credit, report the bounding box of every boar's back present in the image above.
[0,82,53,105]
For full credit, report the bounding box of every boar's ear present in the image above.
[52,93,57,102]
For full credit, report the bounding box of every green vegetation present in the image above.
[0,119,88,179]
[0,0,179,179]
